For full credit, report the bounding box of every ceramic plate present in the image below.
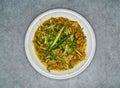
[25,9,96,79]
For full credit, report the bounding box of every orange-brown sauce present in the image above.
[33,17,86,72]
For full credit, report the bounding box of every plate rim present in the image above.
[25,8,96,79]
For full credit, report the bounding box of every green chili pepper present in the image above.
[48,34,71,52]
[47,26,67,52]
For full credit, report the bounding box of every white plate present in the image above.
[25,9,96,79]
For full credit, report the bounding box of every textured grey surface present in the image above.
[0,0,120,88]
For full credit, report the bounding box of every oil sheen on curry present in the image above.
[33,17,86,72]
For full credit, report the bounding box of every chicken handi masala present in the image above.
[33,17,86,72]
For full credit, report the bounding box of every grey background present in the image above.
[0,0,120,88]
